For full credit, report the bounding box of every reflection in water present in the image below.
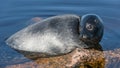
[6,44,105,68]
[104,49,120,68]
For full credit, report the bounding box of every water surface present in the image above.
[0,0,120,68]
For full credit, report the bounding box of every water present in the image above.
[0,0,120,67]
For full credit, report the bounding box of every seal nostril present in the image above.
[79,34,87,39]
[82,35,87,39]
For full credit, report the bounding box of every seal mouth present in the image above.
[80,37,99,45]
[79,34,93,40]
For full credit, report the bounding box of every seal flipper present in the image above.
[25,17,43,26]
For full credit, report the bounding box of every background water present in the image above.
[0,0,120,67]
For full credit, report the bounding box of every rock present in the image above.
[5,48,120,68]
[5,47,105,68]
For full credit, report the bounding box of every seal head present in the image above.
[80,14,104,44]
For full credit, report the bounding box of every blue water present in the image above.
[0,0,120,67]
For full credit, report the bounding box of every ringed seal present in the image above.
[6,14,104,57]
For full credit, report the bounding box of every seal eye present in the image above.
[86,23,94,31]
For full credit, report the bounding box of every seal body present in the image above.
[6,14,104,56]
[6,14,88,56]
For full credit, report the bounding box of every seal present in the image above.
[6,14,104,57]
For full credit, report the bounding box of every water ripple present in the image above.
[0,0,120,67]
